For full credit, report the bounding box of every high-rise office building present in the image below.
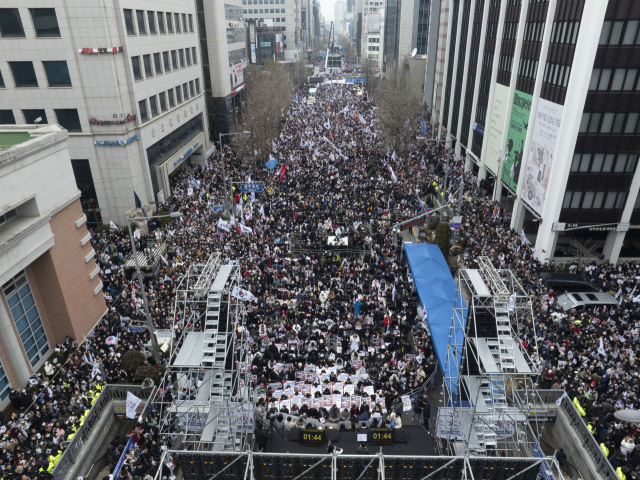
[0,0,208,223]
[197,1,247,137]
[434,0,640,263]
[0,1,210,225]
[242,0,303,60]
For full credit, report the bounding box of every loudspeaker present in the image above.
[325,427,339,442]
[289,427,300,441]
[395,429,407,443]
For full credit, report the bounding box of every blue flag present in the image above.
[421,118,427,136]
[265,158,278,169]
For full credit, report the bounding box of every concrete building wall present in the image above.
[0,125,106,405]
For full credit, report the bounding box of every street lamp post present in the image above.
[218,131,251,217]
[125,211,183,366]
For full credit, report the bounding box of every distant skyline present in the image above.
[319,0,336,23]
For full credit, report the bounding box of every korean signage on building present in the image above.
[522,98,563,216]
[249,23,256,64]
[89,114,135,126]
[95,134,139,146]
[501,90,533,192]
[79,47,123,54]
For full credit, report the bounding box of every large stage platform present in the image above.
[264,425,437,456]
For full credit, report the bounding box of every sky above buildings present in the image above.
[319,0,335,23]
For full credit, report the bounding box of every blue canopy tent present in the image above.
[404,243,467,394]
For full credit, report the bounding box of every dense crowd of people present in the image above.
[3,64,640,480]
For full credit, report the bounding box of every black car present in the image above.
[540,273,599,293]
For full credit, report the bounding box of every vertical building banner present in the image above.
[249,23,257,64]
[522,98,563,216]
[501,90,533,191]
[484,83,509,175]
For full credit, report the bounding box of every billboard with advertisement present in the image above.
[501,90,533,192]
[231,62,244,87]
[484,83,509,175]
[522,98,563,216]
[367,13,381,33]
[275,34,282,53]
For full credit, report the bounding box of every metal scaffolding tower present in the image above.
[150,256,253,452]
[437,256,549,460]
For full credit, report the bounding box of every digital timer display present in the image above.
[300,428,326,445]
[369,428,395,444]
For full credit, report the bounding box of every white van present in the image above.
[555,292,618,312]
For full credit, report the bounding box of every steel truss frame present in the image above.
[148,254,253,452]
[149,450,564,480]
[438,257,547,459]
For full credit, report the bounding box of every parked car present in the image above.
[540,273,599,293]
[555,292,618,312]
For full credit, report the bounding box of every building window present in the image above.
[157,12,165,33]
[0,9,25,37]
[132,56,142,81]
[189,14,194,32]
[192,47,197,64]
[176,86,182,104]
[159,92,167,112]
[43,61,71,87]
[175,13,181,33]
[163,52,171,72]
[147,11,156,34]
[0,110,16,124]
[55,109,82,132]
[153,53,162,74]
[149,96,158,117]
[189,80,195,97]
[168,89,175,108]
[9,62,38,88]
[171,50,178,70]
[195,78,200,94]
[136,10,146,34]
[0,69,4,88]
[182,83,188,100]
[186,48,191,66]
[182,14,187,32]
[139,99,148,122]
[23,109,47,124]
[0,209,17,227]
[29,9,60,37]
[179,49,185,68]
[143,54,153,77]
[2,271,50,367]
[166,12,173,33]
[124,9,135,34]
[604,191,617,209]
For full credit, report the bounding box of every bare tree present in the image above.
[339,36,357,63]
[555,237,606,267]
[362,57,379,97]
[292,54,307,90]
[375,65,423,165]
[232,62,291,175]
